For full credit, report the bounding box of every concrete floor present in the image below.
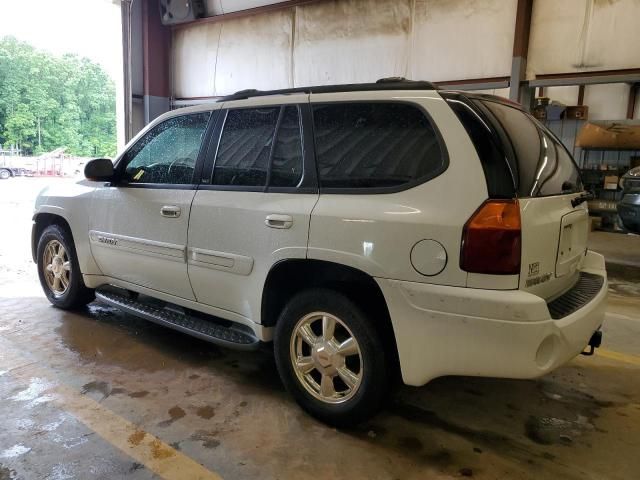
[588,230,640,271]
[1,177,639,480]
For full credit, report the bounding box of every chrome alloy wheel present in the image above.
[290,312,363,404]
[43,240,71,297]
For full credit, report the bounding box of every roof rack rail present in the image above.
[219,77,438,102]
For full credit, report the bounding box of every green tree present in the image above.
[0,36,116,156]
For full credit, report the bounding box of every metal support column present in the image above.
[141,0,171,124]
[509,0,534,110]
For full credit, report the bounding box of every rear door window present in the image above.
[213,107,280,187]
[312,103,446,190]
[478,100,583,197]
[212,106,305,189]
[270,106,304,188]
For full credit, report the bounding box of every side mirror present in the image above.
[84,158,114,181]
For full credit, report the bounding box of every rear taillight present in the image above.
[460,199,521,275]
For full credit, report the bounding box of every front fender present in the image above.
[32,181,102,275]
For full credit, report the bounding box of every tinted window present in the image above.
[270,106,303,187]
[444,95,515,198]
[122,113,210,184]
[480,100,582,197]
[213,107,279,187]
[312,103,445,189]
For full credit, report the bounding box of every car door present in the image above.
[89,111,213,300]
[187,96,318,322]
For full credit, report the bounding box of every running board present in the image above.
[95,289,259,351]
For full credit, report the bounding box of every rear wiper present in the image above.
[571,192,594,208]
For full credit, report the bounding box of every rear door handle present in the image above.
[265,214,293,229]
[161,205,181,218]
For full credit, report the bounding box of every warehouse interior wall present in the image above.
[170,0,639,122]
[172,0,518,98]
[527,0,640,79]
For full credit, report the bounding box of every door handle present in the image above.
[160,205,181,218]
[265,214,293,229]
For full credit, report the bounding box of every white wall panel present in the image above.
[583,83,630,121]
[527,0,640,79]
[206,0,291,15]
[205,0,224,16]
[173,23,221,98]
[215,10,293,95]
[544,86,580,106]
[172,0,639,125]
[294,0,411,86]
[410,0,516,82]
[467,87,510,98]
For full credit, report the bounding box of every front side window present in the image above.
[122,113,210,185]
[312,103,445,190]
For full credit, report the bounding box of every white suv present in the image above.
[33,80,607,426]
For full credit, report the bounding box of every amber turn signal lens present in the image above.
[460,199,521,275]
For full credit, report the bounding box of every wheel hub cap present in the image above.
[312,342,341,373]
[51,256,63,276]
[42,239,71,297]
[290,312,363,404]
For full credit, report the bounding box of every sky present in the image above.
[0,0,122,82]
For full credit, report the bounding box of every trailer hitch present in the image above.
[581,330,602,356]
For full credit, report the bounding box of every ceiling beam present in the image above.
[529,69,640,87]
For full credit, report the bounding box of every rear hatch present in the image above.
[444,93,588,300]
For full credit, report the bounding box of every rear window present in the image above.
[444,93,583,198]
[312,103,446,190]
[479,99,583,197]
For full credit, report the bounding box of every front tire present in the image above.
[0,169,10,180]
[274,288,390,427]
[37,224,94,309]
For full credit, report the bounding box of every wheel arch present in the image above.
[262,259,400,371]
[32,213,73,262]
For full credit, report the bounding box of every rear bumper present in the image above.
[377,250,607,387]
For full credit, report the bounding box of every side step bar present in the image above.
[95,289,260,351]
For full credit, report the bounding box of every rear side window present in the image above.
[479,100,582,197]
[444,96,514,198]
[270,106,303,187]
[212,106,304,188]
[312,103,446,190]
[213,107,279,187]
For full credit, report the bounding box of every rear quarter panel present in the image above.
[307,91,488,286]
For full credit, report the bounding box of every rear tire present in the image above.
[37,224,95,309]
[0,169,10,180]
[274,288,390,427]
